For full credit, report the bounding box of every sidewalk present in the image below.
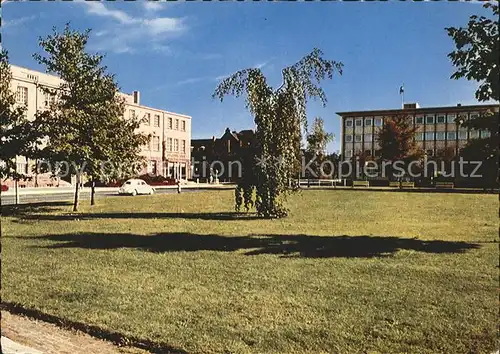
[1,311,148,354]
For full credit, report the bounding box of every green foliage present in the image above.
[32,24,148,210]
[446,1,499,102]
[214,48,342,218]
[0,50,39,180]
[447,2,499,188]
[305,117,334,178]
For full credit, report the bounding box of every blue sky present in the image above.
[2,0,493,153]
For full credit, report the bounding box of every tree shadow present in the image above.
[17,212,261,222]
[24,232,481,258]
[1,201,73,217]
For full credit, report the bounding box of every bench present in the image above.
[389,181,415,188]
[435,181,454,189]
[352,180,369,188]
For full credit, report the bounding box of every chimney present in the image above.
[133,91,140,105]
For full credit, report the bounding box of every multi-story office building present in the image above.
[337,103,498,160]
[6,64,191,187]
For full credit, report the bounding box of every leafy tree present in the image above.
[214,48,342,218]
[304,117,334,179]
[33,24,148,211]
[0,50,39,192]
[446,1,499,188]
[376,115,420,181]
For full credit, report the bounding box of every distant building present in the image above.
[191,128,256,182]
[337,103,498,160]
[5,64,192,187]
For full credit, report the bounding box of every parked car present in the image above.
[118,179,155,196]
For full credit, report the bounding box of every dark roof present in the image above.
[336,103,499,117]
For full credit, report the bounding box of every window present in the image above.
[447,114,457,123]
[181,120,186,132]
[43,92,55,107]
[16,86,28,105]
[364,134,372,142]
[425,115,435,124]
[480,130,491,138]
[16,162,28,174]
[426,149,434,157]
[154,114,160,127]
[425,132,434,140]
[181,140,186,153]
[175,119,179,130]
[152,136,160,151]
[374,118,383,127]
[469,130,479,139]
[167,138,173,152]
[365,118,372,126]
[355,119,362,127]
[345,118,353,127]
[129,109,135,120]
[415,132,424,141]
[345,135,353,143]
[447,131,456,140]
[458,131,467,140]
[354,135,362,142]
[168,117,173,129]
[345,150,353,158]
[365,150,372,156]
[435,132,445,140]
[174,138,179,152]
[148,160,157,175]
[437,115,446,124]
[144,113,151,125]
[415,116,424,124]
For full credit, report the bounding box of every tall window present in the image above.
[436,115,446,124]
[374,118,383,127]
[167,138,173,152]
[365,118,372,126]
[153,136,160,151]
[355,119,362,127]
[458,131,467,140]
[425,132,434,140]
[345,135,353,143]
[354,135,362,142]
[144,113,151,125]
[345,118,353,127]
[154,114,160,127]
[175,119,179,130]
[174,138,179,152]
[447,114,457,124]
[415,116,424,124]
[435,132,445,140]
[168,117,173,129]
[364,134,372,142]
[425,115,435,124]
[447,131,456,140]
[16,86,28,105]
[181,120,186,132]
[181,140,186,153]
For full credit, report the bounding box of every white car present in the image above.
[118,179,155,196]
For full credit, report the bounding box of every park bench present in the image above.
[389,181,415,188]
[435,181,454,189]
[352,180,369,188]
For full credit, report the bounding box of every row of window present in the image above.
[345,113,480,128]
[130,109,187,131]
[144,138,187,153]
[345,148,458,158]
[345,130,490,143]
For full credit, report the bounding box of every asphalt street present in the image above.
[0,187,201,206]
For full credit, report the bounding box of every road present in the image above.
[0,186,210,206]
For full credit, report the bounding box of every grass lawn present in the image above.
[2,190,498,354]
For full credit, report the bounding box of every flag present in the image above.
[399,85,404,95]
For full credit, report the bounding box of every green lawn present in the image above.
[2,190,498,354]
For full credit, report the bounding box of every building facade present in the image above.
[191,128,256,182]
[337,103,498,160]
[6,64,191,187]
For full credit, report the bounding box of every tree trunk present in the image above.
[15,179,19,205]
[73,173,80,212]
[90,178,96,206]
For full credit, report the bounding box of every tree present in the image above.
[376,115,420,181]
[0,50,39,201]
[304,117,334,179]
[446,1,499,188]
[33,24,148,211]
[214,48,342,218]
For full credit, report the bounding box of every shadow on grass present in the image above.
[18,211,261,221]
[1,201,73,217]
[26,232,480,258]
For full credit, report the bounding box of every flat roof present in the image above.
[336,103,499,117]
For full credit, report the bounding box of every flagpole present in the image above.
[401,83,404,109]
